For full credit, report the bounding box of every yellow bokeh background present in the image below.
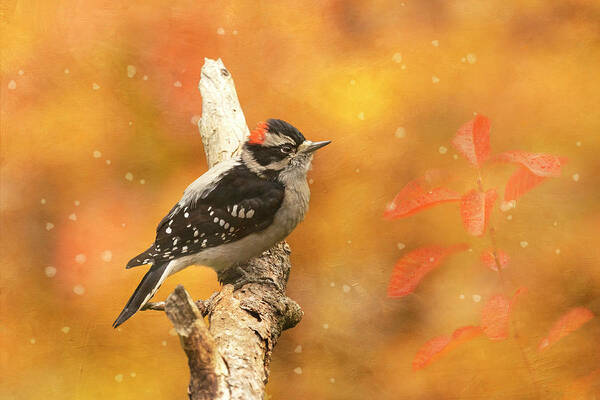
[1,1,599,399]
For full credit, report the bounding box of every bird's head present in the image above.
[241,119,330,180]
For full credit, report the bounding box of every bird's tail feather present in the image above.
[113,262,170,328]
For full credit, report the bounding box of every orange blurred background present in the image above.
[1,1,599,399]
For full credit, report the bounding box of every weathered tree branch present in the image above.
[147,58,303,400]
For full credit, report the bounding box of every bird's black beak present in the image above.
[299,140,331,153]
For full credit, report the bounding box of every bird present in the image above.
[113,119,330,328]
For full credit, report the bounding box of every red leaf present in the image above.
[538,307,595,352]
[493,151,563,177]
[460,189,497,236]
[388,244,469,298]
[413,326,482,370]
[504,166,547,201]
[481,288,527,341]
[480,248,510,271]
[451,115,491,168]
[384,178,461,220]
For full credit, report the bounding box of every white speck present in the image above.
[293,367,302,375]
[231,205,238,217]
[161,340,167,346]
[142,75,148,80]
[126,65,136,78]
[395,127,406,138]
[101,250,113,262]
[357,111,365,120]
[432,76,440,84]
[182,246,188,252]
[224,223,230,229]
[429,257,435,262]
[520,241,528,248]
[61,326,70,334]
[239,208,246,218]
[553,221,558,227]
[130,372,136,378]
[219,219,225,226]
[472,294,481,303]
[128,121,133,126]
[194,230,199,237]
[8,80,16,90]
[30,338,36,344]
[323,324,329,329]
[392,52,403,63]
[466,53,477,64]
[93,150,102,158]
[468,248,473,252]
[347,240,352,245]
[18,69,24,75]
[330,378,336,384]
[330,282,335,287]
[507,215,513,220]
[453,154,458,160]
[308,178,314,184]
[125,172,133,181]
[500,200,516,212]
[69,213,77,221]
[114,374,123,383]
[572,173,580,182]
[246,209,255,218]
[438,146,447,154]
[401,64,407,70]
[216,27,225,35]
[294,345,302,353]
[75,254,86,264]
[92,83,100,90]
[431,40,439,47]
[106,160,111,165]
[349,79,356,85]
[229,227,234,233]
[459,294,465,300]
[184,212,189,218]
[213,217,219,223]
[555,249,561,255]
[397,242,406,250]
[461,57,467,63]
[45,266,57,277]
[173,81,182,87]
[46,222,54,231]
[233,29,238,35]
[166,227,172,234]
[342,285,351,293]
[74,200,80,206]
[355,168,360,173]
[73,285,85,295]
[139,179,146,184]
[41,198,47,205]
[64,68,70,74]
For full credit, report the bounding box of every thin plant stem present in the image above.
[476,171,543,400]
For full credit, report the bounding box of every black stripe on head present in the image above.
[245,144,288,166]
[266,119,305,145]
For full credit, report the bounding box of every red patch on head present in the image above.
[249,121,268,144]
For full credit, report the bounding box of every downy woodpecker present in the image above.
[113,119,330,327]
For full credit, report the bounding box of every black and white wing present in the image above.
[126,164,285,268]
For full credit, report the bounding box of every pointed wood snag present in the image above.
[451,115,491,168]
[387,244,468,298]
[460,189,497,236]
[538,307,594,352]
[413,326,483,370]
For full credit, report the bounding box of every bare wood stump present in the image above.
[144,58,303,400]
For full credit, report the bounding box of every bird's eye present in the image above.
[280,145,294,154]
